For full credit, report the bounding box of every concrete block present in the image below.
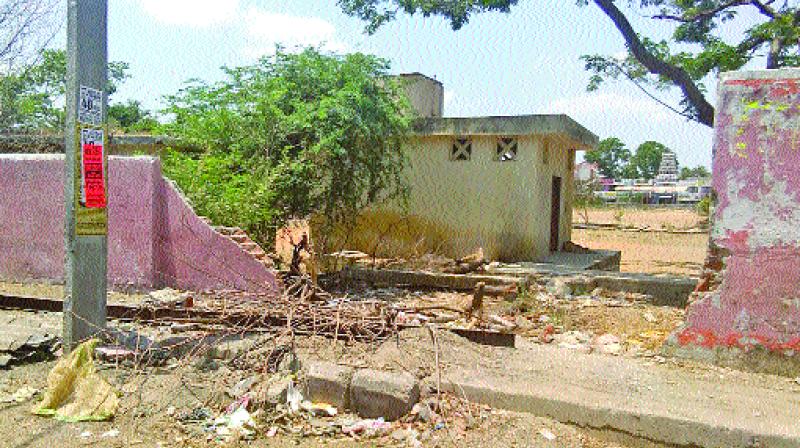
[304,361,354,410]
[350,369,420,420]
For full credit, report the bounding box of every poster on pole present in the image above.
[78,86,103,126]
[75,126,108,235]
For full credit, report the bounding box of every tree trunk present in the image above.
[593,0,716,127]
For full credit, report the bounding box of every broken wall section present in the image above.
[669,69,800,374]
[0,154,277,294]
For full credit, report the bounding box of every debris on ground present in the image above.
[0,333,58,369]
[0,385,38,403]
[33,339,119,422]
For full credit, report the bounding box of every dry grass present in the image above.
[572,228,707,276]
[573,206,705,230]
[570,207,708,277]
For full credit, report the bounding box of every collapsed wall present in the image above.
[0,154,278,294]
[667,69,800,374]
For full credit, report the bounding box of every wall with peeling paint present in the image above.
[674,69,800,362]
[0,154,278,294]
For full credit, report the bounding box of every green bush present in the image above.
[159,47,411,246]
[696,196,712,217]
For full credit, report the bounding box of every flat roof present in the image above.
[397,72,443,86]
[411,114,599,150]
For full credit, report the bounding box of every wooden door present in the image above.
[550,176,562,252]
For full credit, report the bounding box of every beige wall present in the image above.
[399,74,444,118]
[328,133,578,262]
[390,134,575,261]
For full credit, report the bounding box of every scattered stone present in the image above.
[0,386,38,403]
[515,316,535,332]
[546,279,572,297]
[539,428,557,440]
[227,375,260,399]
[101,429,120,438]
[555,331,592,353]
[350,369,420,421]
[541,325,556,344]
[304,361,354,410]
[411,401,439,423]
[594,333,622,355]
[95,346,136,362]
[262,375,293,406]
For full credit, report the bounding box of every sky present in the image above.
[84,0,770,169]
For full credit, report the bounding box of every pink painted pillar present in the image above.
[674,69,800,364]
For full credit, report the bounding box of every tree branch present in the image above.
[751,0,777,18]
[652,0,748,22]
[594,0,715,127]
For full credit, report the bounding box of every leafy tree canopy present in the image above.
[338,0,800,127]
[584,137,631,180]
[108,99,158,133]
[160,47,411,244]
[632,140,671,180]
[0,48,129,131]
[680,165,711,179]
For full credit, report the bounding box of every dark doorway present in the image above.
[550,176,562,252]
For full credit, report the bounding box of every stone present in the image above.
[350,368,420,421]
[555,331,592,354]
[304,361,354,410]
[263,375,292,406]
[594,333,622,355]
[411,401,438,423]
[228,375,260,399]
[546,278,572,297]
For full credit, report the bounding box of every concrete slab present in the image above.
[534,250,620,271]
[440,338,800,448]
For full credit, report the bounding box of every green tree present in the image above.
[584,137,631,180]
[679,165,711,180]
[160,47,411,244]
[108,99,158,133]
[337,0,800,127]
[0,48,129,131]
[631,141,670,180]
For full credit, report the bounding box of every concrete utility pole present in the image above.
[64,0,109,351]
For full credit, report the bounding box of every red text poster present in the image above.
[80,129,106,209]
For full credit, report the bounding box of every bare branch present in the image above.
[0,0,62,69]
[652,0,748,22]
[594,0,716,127]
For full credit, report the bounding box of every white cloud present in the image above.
[242,8,347,57]
[139,0,240,27]
[547,92,673,122]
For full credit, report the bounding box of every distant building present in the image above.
[574,161,600,182]
[655,150,679,185]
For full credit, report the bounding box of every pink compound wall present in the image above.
[676,69,800,357]
[0,154,278,294]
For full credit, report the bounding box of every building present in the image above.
[574,161,601,182]
[655,149,679,185]
[344,74,598,262]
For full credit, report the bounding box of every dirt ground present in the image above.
[572,228,707,276]
[570,205,708,276]
[0,281,147,305]
[572,206,706,230]
[0,321,661,448]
